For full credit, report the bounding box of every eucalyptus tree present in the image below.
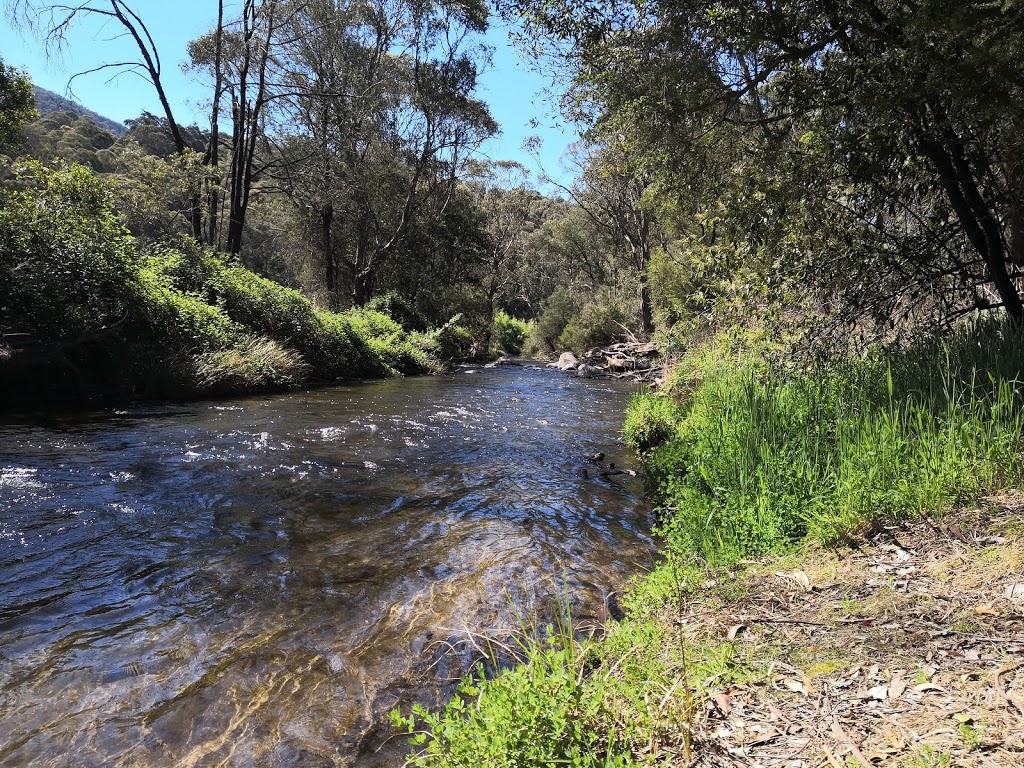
[186,0,301,255]
[508,0,1024,338]
[565,139,657,333]
[269,0,496,306]
[465,160,537,344]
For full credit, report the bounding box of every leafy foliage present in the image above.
[489,310,529,355]
[621,391,679,453]
[0,160,137,339]
[507,0,1024,344]
[392,623,637,768]
[0,59,37,152]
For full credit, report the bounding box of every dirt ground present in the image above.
[677,494,1024,767]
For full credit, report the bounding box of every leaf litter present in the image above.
[671,494,1024,767]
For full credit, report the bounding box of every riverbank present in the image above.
[0,162,478,412]
[0,242,474,412]
[0,268,466,411]
[394,321,1024,767]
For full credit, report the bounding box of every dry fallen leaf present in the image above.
[868,684,889,700]
[915,683,946,693]
[974,603,1000,616]
[727,623,746,641]
[783,677,809,695]
[712,692,733,716]
[776,570,812,591]
[889,673,907,701]
[975,535,1005,545]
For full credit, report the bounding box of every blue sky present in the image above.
[0,2,578,188]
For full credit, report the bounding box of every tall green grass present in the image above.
[630,320,1024,565]
[391,601,755,768]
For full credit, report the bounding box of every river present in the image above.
[0,364,656,767]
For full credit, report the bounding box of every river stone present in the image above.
[576,364,603,379]
[485,356,522,368]
[548,352,579,371]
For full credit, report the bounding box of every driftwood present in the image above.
[547,339,663,383]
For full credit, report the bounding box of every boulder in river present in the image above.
[485,356,522,368]
[548,352,579,371]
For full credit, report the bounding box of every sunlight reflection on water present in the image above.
[0,365,655,767]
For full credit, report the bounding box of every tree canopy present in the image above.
[0,58,37,151]
[507,0,1024,343]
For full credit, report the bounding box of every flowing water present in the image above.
[0,364,656,767]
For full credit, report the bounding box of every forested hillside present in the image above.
[32,85,126,135]
[0,0,662,408]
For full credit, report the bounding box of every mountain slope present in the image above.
[32,86,126,136]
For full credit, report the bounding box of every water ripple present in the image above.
[0,366,655,767]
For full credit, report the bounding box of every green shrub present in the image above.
[424,314,475,363]
[141,238,223,295]
[392,625,637,768]
[0,160,138,339]
[212,264,322,347]
[134,267,241,352]
[311,309,388,378]
[365,292,428,332]
[525,287,582,356]
[491,310,531,355]
[346,308,405,339]
[393,604,758,768]
[622,391,680,453]
[558,294,626,353]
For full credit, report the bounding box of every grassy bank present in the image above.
[0,162,473,409]
[394,321,1024,766]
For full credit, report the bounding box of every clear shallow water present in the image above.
[0,365,656,767]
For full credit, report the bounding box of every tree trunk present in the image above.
[916,127,1024,325]
[352,271,372,306]
[321,203,336,298]
[639,274,654,335]
[204,0,225,248]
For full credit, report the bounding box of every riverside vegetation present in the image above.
[0,160,475,408]
[392,322,1024,766]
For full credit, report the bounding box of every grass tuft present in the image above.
[192,335,311,394]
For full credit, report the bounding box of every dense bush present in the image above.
[491,310,531,355]
[392,625,638,768]
[523,287,581,356]
[558,293,626,353]
[0,161,137,339]
[365,292,428,332]
[134,268,241,352]
[523,287,629,356]
[621,391,680,453]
